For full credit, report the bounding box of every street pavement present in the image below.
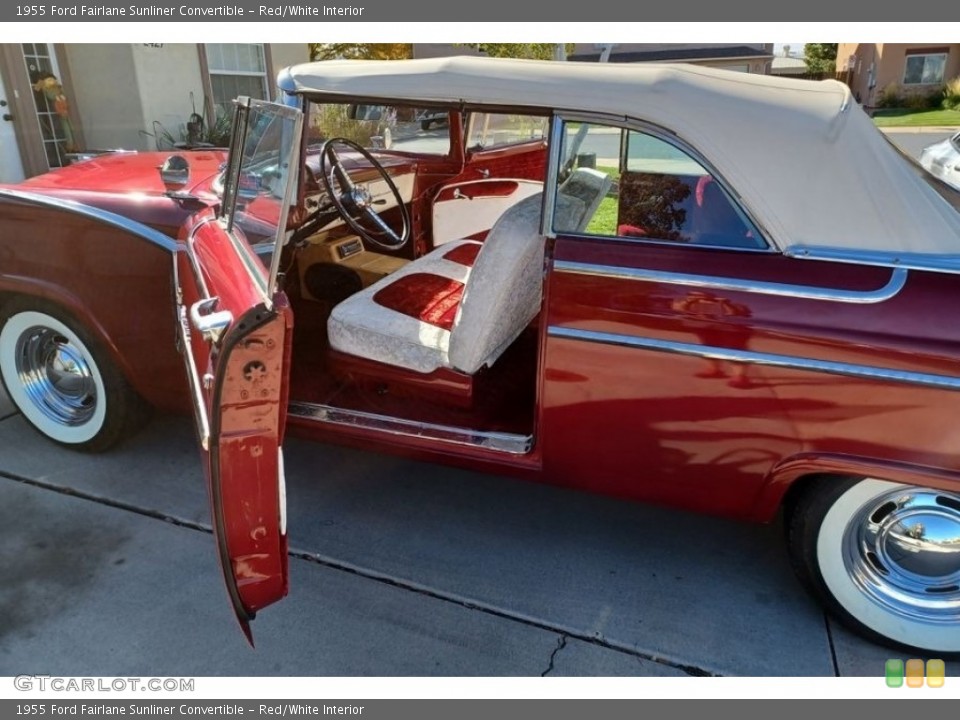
[0,383,923,678]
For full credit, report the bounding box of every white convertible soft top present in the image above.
[282,56,960,256]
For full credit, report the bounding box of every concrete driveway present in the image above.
[0,384,916,678]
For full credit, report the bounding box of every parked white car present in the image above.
[920,131,960,191]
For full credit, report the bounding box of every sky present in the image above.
[774,43,807,57]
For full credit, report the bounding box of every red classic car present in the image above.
[2,57,960,654]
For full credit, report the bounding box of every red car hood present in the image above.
[17,150,227,197]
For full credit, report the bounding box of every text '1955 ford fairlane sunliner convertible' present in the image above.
[2,57,960,653]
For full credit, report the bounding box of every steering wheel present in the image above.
[317,137,411,251]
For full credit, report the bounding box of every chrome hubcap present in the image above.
[15,325,97,426]
[844,487,960,625]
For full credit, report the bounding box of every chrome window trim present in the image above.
[0,189,178,253]
[548,326,960,392]
[786,245,960,276]
[554,260,908,304]
[288,401,533,455]
[549,111,776,252]
[541,114,564,239]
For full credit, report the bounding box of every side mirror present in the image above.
[159,154,190,189]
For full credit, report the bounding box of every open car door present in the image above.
[174,98,302,642]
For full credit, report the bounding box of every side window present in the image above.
[552,121,765,249]
[466,112,549,151]
[308,103,451,156]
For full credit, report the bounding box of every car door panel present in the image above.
[175,225,292,641]
[541,238,931,520]
[172,98,301,639]
[432,178,543,244]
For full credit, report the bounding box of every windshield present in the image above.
[221,98,303,296]
[306,102,452,156]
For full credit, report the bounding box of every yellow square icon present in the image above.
[906,659,925,688]
[927,659,945,688]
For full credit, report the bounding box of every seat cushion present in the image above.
[327,241,481,373]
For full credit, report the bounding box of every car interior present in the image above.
[252,101,758,454]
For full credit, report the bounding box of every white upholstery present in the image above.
[554,167,613,233]
[447,193,545,373]
[326,172,611,376]
[326,245,473,373]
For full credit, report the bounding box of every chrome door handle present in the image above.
[190,297,233,344]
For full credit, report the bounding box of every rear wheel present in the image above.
[788,476,960,653]
[0,297,146,452]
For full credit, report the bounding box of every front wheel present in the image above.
[0,298,146,452]
[788,476,960,653]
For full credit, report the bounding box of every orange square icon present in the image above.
[927,659,945,688]
[906,659,925,688]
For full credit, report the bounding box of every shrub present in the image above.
[943,77,960,111]
[923,88,946,109]
[875,82,902,109]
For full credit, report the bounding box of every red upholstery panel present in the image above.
[443,243,482,267]
[373,273,464,332]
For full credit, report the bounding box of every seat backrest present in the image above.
[448,193,547,374]
[448,170,611,375]
[554,167,613,232]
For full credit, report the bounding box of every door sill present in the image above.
[288,401,533,455]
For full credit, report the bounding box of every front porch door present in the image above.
[0,42,82,179]
[0,66,25,183]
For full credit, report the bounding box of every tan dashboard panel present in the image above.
[298,235,407,302]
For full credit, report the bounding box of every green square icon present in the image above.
[886,659,904,688]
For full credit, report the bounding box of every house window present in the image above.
[205,44,268,114]
[903,51,947,85]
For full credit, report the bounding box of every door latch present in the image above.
[189,296,233,344]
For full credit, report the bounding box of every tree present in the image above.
[458,44,576,60]
[309,44,412,61]
[804,44,838,76]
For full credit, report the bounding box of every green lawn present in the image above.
[873,108,960,127]
[577,165,621,235]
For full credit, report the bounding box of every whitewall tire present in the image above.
[0,298,145,451]
[789,476,960,654]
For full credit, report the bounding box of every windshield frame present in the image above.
[220,96,304,298]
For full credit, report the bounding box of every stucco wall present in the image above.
[874,44,960,101]
[132,44,205,150]
[840,43,960,107]
[62,44,145,150]
[268,43,310,86]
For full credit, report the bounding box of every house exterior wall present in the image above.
[132,44,205,151]
[269,43,311,82]
[838,43,960,107]
[62,44,145,150]
[65,43,308,153]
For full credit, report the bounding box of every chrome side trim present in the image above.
[548,326,960,391]
[554,260,908,304]
[185,219,214,299]
[288,401,533,455]
[0,188,178,252]
[785,245,960,275]
[177,303,212,451]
